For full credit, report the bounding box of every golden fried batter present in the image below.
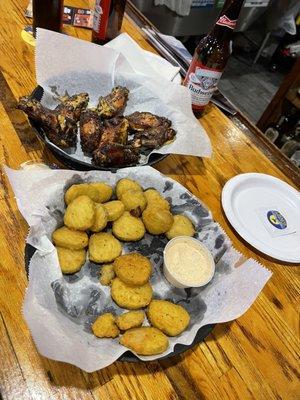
[90,204,108,232]
[147,300,190,336]
[119,327,168,355]
[116,178,143,200]
[121,190,147,212]
[92,313,120,338]
[113,253,152,286]
[65,182,112,204]
[144,189,170,210]
[52,226,88,250]
[142,206,173,235]
[165,215,195,239]
[56,246,86,274]
[112,212,145,242]
[103,200,125,221]
[99,264,115,286]
[115,311,144,331]
[89,233,122,263]
[64,195,95,231]
[111,278,152,310]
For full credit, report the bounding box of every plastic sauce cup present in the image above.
[163,236,215,289]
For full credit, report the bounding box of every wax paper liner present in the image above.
[33,29,211,165]
[5,166,272,372]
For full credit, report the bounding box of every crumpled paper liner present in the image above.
[5,166,272,372]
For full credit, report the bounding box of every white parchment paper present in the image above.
[35,29,211,164]
[5,166,271,372]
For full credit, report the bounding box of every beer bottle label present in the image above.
[216,15,237,30]
[184,61,222,110]
[93,0,111,40]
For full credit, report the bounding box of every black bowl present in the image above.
[28,86,168,172]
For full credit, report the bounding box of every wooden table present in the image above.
[0,1,299,399]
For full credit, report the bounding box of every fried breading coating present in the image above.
[142,206,174,235]
[65,182,113,204]
[116,178,143,200]
[52,226,88,250]
[89,233,122,263]
[112,211,145,242]
[165,215,195,239]
[103,200,125,222]
[56,246,86,274]
[113,253,152,286]
[111,278,152,310]
[92,313,120,338]
[64,195,95,231]
[119,327,168,355]
[90,203,108,232]
[99,264,115,286]
[97,86,129,118]
[115,311,144,331]
[120,189,147,212]
[144,189,170,210]
[147,300,190,336]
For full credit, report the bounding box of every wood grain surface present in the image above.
[0,1,299,399]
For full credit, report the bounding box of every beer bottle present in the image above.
[183,0,245,115]
[32,0,63,36]
[92,0,126,45]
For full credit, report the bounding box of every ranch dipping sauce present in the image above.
[163,236,215,288]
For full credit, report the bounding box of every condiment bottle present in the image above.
[183,0,245,116]
[92,0,126,45]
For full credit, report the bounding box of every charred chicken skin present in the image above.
[56,93,89,121]
[18,96,77,147]
[97,86,129,118]
[100,116,129,145]
[80,110,102,153]
[126,111,170,131]
[93,142,140,167]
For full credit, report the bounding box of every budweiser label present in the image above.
[93,0,111,40]
[184,61,222,109]
[216,15,237,29]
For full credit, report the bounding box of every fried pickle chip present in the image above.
[119,327,168,355]
[120,189,147,213]
[52,226,88,250]
[111,278,152,309]
[116,178,143,200]
[147,300,190,336]
[165,215,195,239]
[142,206,174,235]
[89,232,122,263]
[115,311,145,330]
[92,313,120,338]
[100,264,115,286]
[103,200,125,221]
[144,189,170,210]
[64,195,95,231]
[112,211,145,241]
[65,182,113,204]
[56,246,86,274]
[90,203,108,232]
[113,253,152,286]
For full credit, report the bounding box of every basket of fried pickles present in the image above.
[51,178,195,356]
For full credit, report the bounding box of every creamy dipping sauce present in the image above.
[164,237,214,287]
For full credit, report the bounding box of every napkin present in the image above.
[35,28,212,161]
[5,166,272,372]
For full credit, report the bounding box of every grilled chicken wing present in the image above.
[126,111,171,131]
[93,142,140,167]
[97,86,129,118]
[56,93,89,121]
[80,109,102,153]
[133,124,176,149]
[100,117,129,145]
[18,96,77,147]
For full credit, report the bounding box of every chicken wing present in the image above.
[18,96,77,147]
[93,142,140,167]
[97,86,129,118]
[126,111,171,131]
[79,109,102,153]
[133,124,176,149]
[56,93,89,121]
[100,117,129,145]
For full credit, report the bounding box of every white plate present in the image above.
[222,173,300,263]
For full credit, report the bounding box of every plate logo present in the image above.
[266,210,287,230]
